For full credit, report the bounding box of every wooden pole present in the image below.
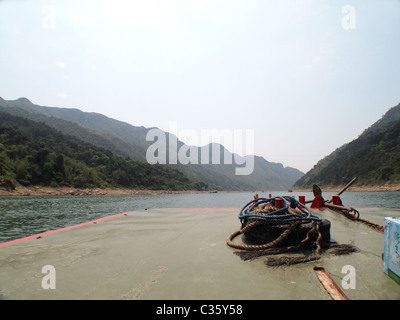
[314,267,350,300]
[336,177,358,196]
[327,177,358,203]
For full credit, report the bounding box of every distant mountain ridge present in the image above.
[294,102,400,189]
[0,97,304,190]
[0,110,198,190]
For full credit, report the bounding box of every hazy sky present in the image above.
[1,0,400,173]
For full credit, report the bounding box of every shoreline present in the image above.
[293,183,400,193]
[1,183,400,196]
[0,186,210,197]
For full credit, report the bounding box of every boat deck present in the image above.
[1,207,400,300]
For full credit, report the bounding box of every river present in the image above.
[1,191,400,243]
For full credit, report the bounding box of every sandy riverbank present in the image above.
[293,182,400,192]
[1,183,400,196]
[0,186,210,196]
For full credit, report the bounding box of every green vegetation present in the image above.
[294,103,400,188]
[0,97,304,191]
[0,112,202,190]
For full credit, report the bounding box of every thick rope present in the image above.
[227,196,358,266]
[226,220,301,251]
[235,220,319,260]
[265,222,323,266]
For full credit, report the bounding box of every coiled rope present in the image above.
[238,196,321,225]
[227,196,357,266]
[227,196,321,249]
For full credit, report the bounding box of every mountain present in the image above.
[0,111,199,190]
[293,103,400,189]
[0,98,146,160]
[0,97,304,190]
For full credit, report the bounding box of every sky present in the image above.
[0,0,400,173]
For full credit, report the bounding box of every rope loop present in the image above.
[238,196,322,225]
[227,196,360,266]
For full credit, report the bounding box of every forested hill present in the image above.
[0,111,202,191]
[293,103,400,189]
[0,97,304,190]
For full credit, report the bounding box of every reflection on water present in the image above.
[0,191,399,243]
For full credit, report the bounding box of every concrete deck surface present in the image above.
[1,207,399,300]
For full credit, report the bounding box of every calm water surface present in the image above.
[1,191,399,243]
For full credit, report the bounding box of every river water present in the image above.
[1,191,400,243]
